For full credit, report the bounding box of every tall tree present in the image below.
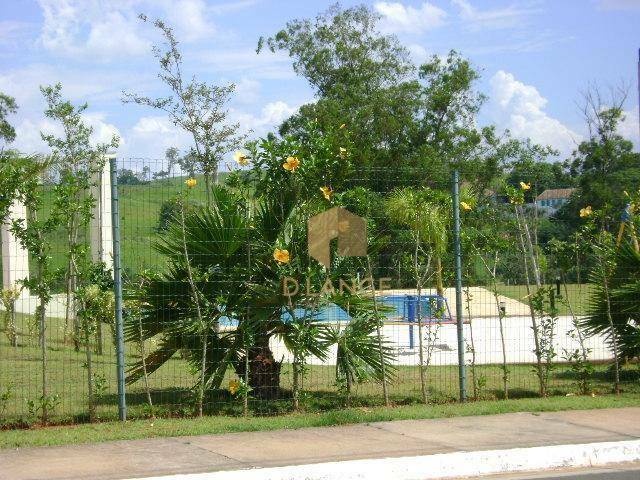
[561,86,640,230]
[123,15,244,198]
[41,83,118,350]
[411,51,512,191]
[261,4,420,190]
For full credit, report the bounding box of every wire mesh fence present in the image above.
[0,156,637,426]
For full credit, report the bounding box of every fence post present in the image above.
[110,156,127,421]
[452,170,466,402]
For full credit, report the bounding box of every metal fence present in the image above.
[0,157,636,426]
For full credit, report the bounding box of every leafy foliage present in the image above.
[581,242,640,361]
[123,15,244,187]
[0,92,18,144]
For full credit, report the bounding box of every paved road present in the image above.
[477,463,640,479]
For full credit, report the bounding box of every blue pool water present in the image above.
[219,294,449,327]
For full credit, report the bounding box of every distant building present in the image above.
[535,188,575,214]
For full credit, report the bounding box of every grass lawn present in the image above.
[2,394,640,449]
[2,309,639,428]
[494,283,594,316]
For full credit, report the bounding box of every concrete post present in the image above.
[1,201,29,296]
[90,154,115,272]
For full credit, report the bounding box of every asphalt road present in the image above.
[475,463,640,479]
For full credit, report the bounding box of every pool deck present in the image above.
[378,286,530,319]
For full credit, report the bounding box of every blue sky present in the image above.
[1,0,639,165]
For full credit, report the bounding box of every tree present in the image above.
[127,124,395,406]
[0,153,61,423]
[123,16,244,199]
[581,241,640,365]
[0,92,18,144]
[385,188,448,403]
[506,141,572,204]
[40,83,118,350]
[117,169,144,185]
[411,51,503,190]
[561,86,640,231]
[154,147,181,180]
[261,4,420,190]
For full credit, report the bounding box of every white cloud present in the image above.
[126,115,191,158]
[233,77,261,105]
[37,0,150,59]
[618,106,640,149]
[489,70,581,156]
[168,0,215,41]
[451,0,540,30]
[82,113,123,147]
[232,101,298,137]
[0,20,35,51]
[374,2,447,34]
[10,113,122,155]
[200,48,295,79]
[463,32,571,55]
[407,44,430,63]
[35,0,237,60]
[123,101,298,164]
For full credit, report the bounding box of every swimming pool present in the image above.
[219,294,451,327]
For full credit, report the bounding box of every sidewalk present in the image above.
[1,407,640,480]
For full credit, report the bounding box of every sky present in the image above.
[1,0,639,168]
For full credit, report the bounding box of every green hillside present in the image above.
[14,173,228,288]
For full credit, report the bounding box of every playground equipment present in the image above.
[616,203,639,251]
[382,294,453,349]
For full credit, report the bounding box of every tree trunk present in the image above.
[599,255,621,395]
[8,298,18,347]
[95,319,103,355]
[367,258,390,407]
[240,336,281,400]
[37,294,48,424]
[84,320,95,422]
[515,207,545,397]
[435,256,444,296]
[292,355,300,411]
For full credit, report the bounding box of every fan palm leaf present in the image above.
[580,242,640,360]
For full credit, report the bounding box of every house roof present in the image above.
[535,188,576,201]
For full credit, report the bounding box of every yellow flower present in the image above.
[519,181,531,191]
[229,379,240,395]
[339,123,347,129]
[185,178,197,188]
[234,150,250,166]
[460,201,472,211]
[283,156,300,172]
[339,147,347,159]
[320,186,333,200]
[273,248,290,264]
[579,206,593,218]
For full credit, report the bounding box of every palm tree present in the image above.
[125,185,396,405]
[580,242,640,386]
[385,187,450,403]
[385,188,450,295]
[320,292,396,406]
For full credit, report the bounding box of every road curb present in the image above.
[131,439,640,480]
